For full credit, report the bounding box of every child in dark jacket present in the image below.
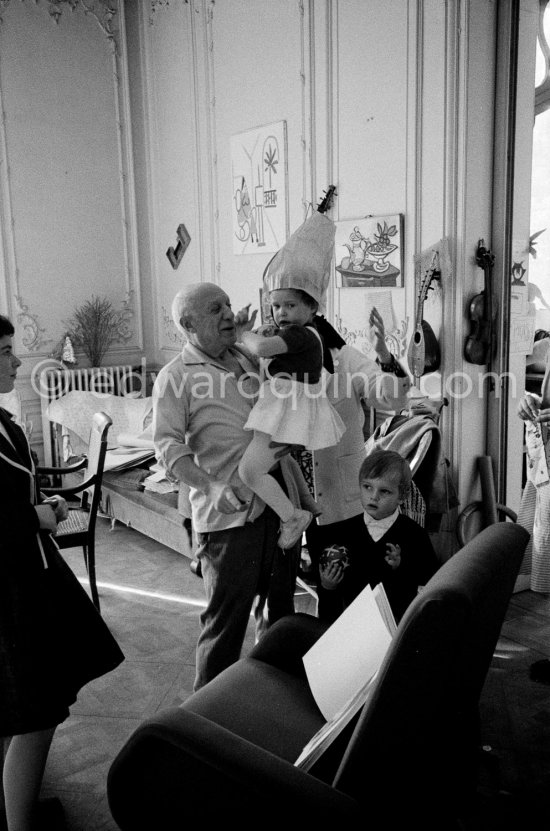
[317,449,439,624]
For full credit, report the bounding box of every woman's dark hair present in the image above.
[359,449,412,500]
[0,315,14,338]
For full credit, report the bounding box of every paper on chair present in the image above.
[116,431,155,449]
[303,584,392,722]
[103,447,155,472]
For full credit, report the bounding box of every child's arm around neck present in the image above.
[240,329,289,358]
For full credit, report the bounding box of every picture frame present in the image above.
[335,214,404,288]
[231,120,289,255]
[259,288,275,325]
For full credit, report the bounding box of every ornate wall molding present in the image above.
[112,0,142,347]
[0,29,51,349]
[535,0,550,114]
[0,0,141,355]
[115,290,136,343]
[14,295,49,351]
[161,305,181,346]
[0,0,118,47]
[148,0,175,25]
[202,0,220,281]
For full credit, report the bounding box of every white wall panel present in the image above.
[332,0,410,361]
[210,0,305,313]
[134,0,199,354]
[0,1,141,365]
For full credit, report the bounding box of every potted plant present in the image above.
[65,295,121,367]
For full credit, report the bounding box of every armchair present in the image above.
[107,522,529,829]
[37,411,112,611]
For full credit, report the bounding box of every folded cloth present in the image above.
[47,391,152,446]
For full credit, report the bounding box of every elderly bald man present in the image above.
[153,282,301,690]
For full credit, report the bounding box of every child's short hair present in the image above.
[269,287,318,312]
[359,449,412,500]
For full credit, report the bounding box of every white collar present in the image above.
[363,508,399,541]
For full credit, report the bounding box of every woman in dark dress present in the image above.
[0,314,124,830]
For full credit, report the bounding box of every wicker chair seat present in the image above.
[57,509,89,536]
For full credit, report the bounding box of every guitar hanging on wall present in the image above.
[464,239,496,365]
[407,254,442,381]
[316,184,337,216]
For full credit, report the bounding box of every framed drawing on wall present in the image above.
[335,214,404,288]
[231,120,289,255]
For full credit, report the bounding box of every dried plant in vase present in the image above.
[65,295,120,367]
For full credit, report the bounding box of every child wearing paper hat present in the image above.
[263,210,334,313]
[238,211,346,550]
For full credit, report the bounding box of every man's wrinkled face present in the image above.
[185,285,236,359]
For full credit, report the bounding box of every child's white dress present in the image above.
[243,324,346,450]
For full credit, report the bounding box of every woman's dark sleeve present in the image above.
[2,500,40,547]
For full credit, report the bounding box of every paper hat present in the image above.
[263,211,335,313]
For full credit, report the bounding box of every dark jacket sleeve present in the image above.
[2,500,41,548]
[382,517,439,621]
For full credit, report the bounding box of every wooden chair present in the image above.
[456,501,518,548]
[37,411,113,611]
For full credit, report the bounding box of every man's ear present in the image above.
[181,315,195,334]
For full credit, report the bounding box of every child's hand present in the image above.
[384,543,401,570]
[320,561,344,590]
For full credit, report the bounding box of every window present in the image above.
[529,0,550,330]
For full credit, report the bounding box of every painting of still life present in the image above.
[335,214,404,288]
[231,120,289,255]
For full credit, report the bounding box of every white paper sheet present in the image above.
[103,447,155,472]
[302,584,392,721]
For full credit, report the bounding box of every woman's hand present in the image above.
[35,503,58,532]
[368,306,391,362]
[42,495,69,522]
[320,560,345,590]
[517,391,546,422]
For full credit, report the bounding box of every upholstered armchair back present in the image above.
[107,522,529,828]
[333,523,527,815]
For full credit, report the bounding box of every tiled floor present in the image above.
[40,517,316,830]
